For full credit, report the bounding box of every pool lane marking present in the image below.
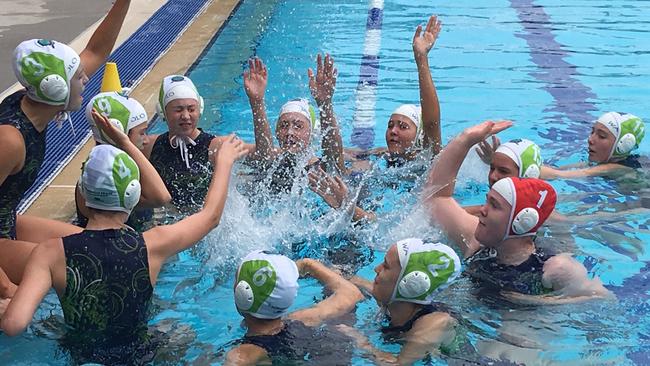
[509,0,599,161]
[351,0,384,149]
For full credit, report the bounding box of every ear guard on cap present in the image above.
[235,280,255,311]
[123,179,141,211]
[40,74,68,102]
[616,133,637,156]
[511,207,540,235]
[522,164,540,179]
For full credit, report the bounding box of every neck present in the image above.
[171,128,200,140]
[495,236,535,265]
[85,211,128,230]
[244,316,284,337]
[20,95,64,132]
[386,301,422,327]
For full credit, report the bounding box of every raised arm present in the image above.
[145,135,247,282]
[92,110,171,208]
[0,241,56,336]
[289,259,364,327]
[413,15,442,155]
[79,0,131,76]
[244,58,274,162]
[309,54,344,173]
[423,121,511,257]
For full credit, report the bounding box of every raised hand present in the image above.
[462,120,512,146]
[413,15,442,58]
[476,135,501,165]
[243,57,268,102]
[91,108,129,146]
[214,134,248,167]
[308,166,349,209]
[308,53,337,107]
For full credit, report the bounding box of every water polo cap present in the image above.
[495,139,543,178]
[595,112,645,160]
[491,177,556,240]
[85,92,148,145]
[392,104,423,147]
[157,75,204,119]
[13,39,80,109]
[81,145,141,214]
[235,250,299,319]
[279,98,318,133]
[389,238,462,305]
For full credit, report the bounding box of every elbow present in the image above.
[1,317,26,337]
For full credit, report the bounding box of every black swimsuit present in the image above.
[0,91,46,239]
[465,248,554,295]
[150,130,214,213]
[241,320,353,365]
[60,228,154,364]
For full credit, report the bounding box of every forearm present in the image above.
[352,206,376,223]
[81,0,131,75]
[424,133,472,198]
[319,103,345,173]
[415,54,441,154]
[249,98,273,160]
[202,160,234,227]
[303,260,361,301]
[118,140,170,207]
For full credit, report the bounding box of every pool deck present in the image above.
[0,0,241,222]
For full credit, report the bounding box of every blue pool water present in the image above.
[3,0,650,364]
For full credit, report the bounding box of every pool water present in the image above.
[2,0,650,364]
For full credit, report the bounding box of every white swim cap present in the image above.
[85,92,148,145]
[12,39,80,108]
[392,104,423,146]
[157,75,204,119]
[81,145,141,214]
[595,112,645,160]
[235,250,299,320]
[278,98,318,133]
[495,139,543,178]
[389,238,462,305]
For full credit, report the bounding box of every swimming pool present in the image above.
[2,0,650,364]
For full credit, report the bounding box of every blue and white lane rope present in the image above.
[351,0,384,149]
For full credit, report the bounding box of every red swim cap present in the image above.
[491,177,556,239]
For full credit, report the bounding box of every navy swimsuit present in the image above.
[0,91,46,239]
[150,130,214,213]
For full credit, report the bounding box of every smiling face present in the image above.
[488,152,519,187]
[164,98,200,137]
[475,190,512,247]
[588,122,617,163]
[276,112,311,154]
[67,66,89,111]
[385,113,418,157]
[371,245,402,306]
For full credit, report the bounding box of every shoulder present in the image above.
[225,343,269,366]
[541,253,585,288]
[412,311,456,334]
[0,125,26,151]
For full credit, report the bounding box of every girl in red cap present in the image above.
[424,121,611,302]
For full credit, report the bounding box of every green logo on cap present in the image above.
[397,251,455,301]
[112,152,139,208]
[238,260,277,313]
[20,52,67,103]
[93,95,131,133]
